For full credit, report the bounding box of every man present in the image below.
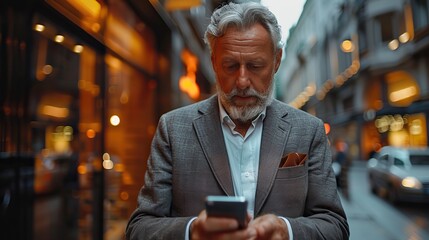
[126,2,349,239]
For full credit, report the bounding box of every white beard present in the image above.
[217,82,274,122]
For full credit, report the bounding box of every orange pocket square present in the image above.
[279,153,307,168]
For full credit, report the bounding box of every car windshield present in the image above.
[409,154,429,166]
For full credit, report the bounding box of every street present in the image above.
[340,161,429,240]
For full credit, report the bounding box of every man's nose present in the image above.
[236,65,250,89]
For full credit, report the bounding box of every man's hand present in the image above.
[190,210,256,240]
[248,214,289,240]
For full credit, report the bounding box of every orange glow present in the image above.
[340,40,354,52]
[67,0,101,18]
[103,159,114,169]
[398,32,410,43]
[404,3,415,41]
[114,163,124,172]
[388,39,399,51]
[54,34,64,43]
[77,164,87,174]
[120,191,129,201]
[386,71,419,106]
[86,129,96,138]
[164,0,201,11]
[42,105,69,118]
[73,44,84,53]
[179,75,200,99]
[110,115,120,126]
[324,123,331,135]
[389,86,417,102]
[105,14,155,73]
[179,50,200,100]
[34,24,45,32]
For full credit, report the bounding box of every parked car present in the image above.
[367,146,429,203]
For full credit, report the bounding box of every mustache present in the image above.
[225,87,266,99]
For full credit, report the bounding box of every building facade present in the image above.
[0,0,224,239]
[278,0,429,161]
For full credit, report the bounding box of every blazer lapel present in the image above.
[193,96,235,196]
[254,101,290,215]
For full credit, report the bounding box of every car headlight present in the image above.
[401,177,422,189]
[367,158,377,168]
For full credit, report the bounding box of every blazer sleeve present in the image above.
[287,119,349,239]
[125,114,192,240]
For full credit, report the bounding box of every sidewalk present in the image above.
[340,192,395,240]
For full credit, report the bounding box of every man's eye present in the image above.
[224,64,239,71]
[247,64,263,70]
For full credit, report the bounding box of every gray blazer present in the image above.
[126,95,349,239]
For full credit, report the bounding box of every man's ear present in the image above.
[274,49,283,73]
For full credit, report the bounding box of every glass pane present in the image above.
[410,155,429,165]
[104,53,157,239]
[104,0,157,74]
[412,0,429,31]
[31,14,102,240]
[377,12,394,42]
[393,157,404,166]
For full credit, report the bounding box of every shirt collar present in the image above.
[218,97,266,129]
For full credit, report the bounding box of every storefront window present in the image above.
[104,53,157,238]
[30,14,102,240]
[32,1,160,238]
[376,12,395,43]
[104,0,157,74]
[375,114,427,147]
[386,71,420,107]
[102,2,158,237]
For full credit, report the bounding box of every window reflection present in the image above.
[31,15,101,240]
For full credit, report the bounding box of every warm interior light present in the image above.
[42,105,69,118]
[77,164,87,174]
[120,191,129,200]
[103,152,110,160]
[86,129,96,138]
[114,163,124,172]
[410,119,422,135]
[164,0,201,11]
[388,39,399,50]
[398,32,410,43]
[110,115,120,126]
[42,65,53,75]
[389,86,417,102]
[67,0,101,18]
[103,159,114,170]
[179,50,200,100]
[74,44,84,53]
[105,15,147,68]
[340,40,354,52]
[179,75,200,100]
[54,34,65,43]
[34,24,45,32]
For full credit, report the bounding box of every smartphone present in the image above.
[205,195,248,229]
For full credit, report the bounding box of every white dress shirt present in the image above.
[184,100,293,240]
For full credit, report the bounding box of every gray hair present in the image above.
[204,2,283,54]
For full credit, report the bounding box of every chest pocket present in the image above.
[260,163,308,217]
